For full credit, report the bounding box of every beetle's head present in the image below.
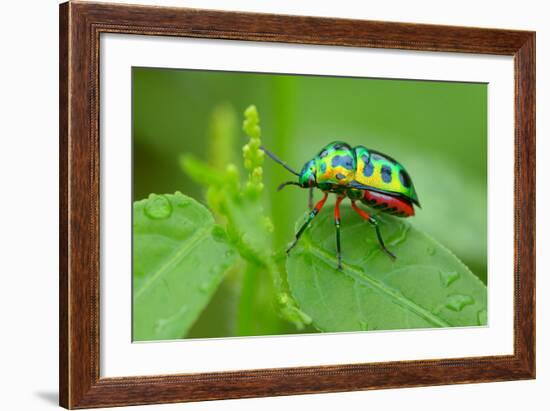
[260,145,315,192]
[276,159,316,192]
[298,159,317,188]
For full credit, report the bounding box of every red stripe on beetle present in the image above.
[362,190,414,217]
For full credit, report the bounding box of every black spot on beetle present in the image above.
[332,143,345,150]
[335,173,346,180]
[381,166,392,183]
[331,155,354,170]
[399,169,411,188]
[370,150,398,164]
[363,160,374,177]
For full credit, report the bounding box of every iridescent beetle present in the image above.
[261,141,420,269]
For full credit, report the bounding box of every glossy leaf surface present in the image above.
[287,205,487,332]
[133,192,237,341]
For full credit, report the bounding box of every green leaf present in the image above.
[286,205,487,332]
[133,192,238,341]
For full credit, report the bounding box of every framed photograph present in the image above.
[59,1,535,408]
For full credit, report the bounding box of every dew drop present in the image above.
[173,191,191,208]
[445,294,474,312]
[439,271,459,288]
[144,194,172,220]
[225,249,235,258]
[477,309,488,325]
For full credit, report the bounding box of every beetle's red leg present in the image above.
[334,196,345,269]
[351,201,396,260]
[287,192,329,255]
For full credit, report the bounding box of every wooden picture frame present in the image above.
[59,1,535,408]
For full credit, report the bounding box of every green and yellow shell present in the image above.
[299,141,419,206]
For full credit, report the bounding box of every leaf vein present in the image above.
[135,226,211,300]
[307,244,451,328]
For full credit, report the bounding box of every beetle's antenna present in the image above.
[260,145,300,176]
[277,181,302,191]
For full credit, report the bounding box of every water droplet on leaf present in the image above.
[445,294,474,312]
[144,194,172,219]
[439,271,459,287]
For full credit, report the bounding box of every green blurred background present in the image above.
[133,67,487,338]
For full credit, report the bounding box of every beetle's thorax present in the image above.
[315,142,356,187]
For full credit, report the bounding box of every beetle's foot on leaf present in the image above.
[336,255,343,270]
